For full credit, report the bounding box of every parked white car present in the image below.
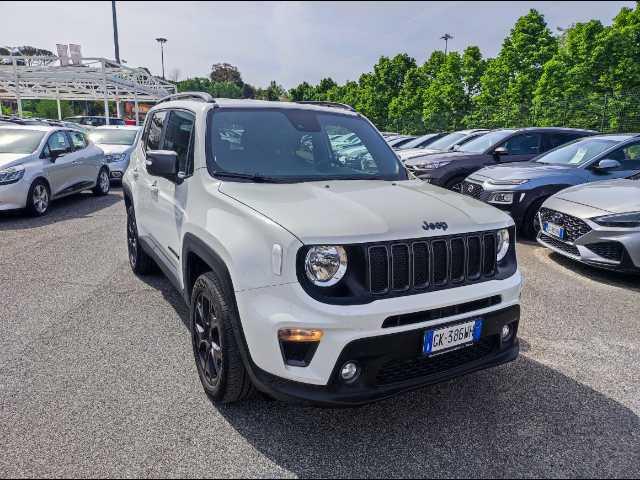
[89,125,142,182]
[123,93,522,406]
[0,125,109,216]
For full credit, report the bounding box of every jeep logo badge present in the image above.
[423,221,448,231]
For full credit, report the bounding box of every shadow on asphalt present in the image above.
[0,189,122,231]
[547,252,640,293]
[140,271,640,478]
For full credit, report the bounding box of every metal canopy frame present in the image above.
[0,56,177,124]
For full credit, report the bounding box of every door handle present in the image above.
[132,167,139,179]
[72,160,80,166]
[150,181,159,194]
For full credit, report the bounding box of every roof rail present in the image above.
[295,101,356,112]
[157,91,216,104]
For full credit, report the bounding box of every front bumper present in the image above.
[108,161,128,180]
[249,306,519,407]
[0,179,28,210]
[461,179,531,225]
[235,271,522,405]
[537,197,640,272]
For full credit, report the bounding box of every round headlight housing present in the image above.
[496,228,510,262]
[305,246,347,287]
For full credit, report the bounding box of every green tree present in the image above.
[471,9,557,127]
[422,52,469,130]
[210,63,243,86]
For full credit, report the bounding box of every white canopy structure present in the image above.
[0,55,177,124]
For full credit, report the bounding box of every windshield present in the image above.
[535,138,618,166]
[398,133,440,150]
[0,129,45,154]
[90,129,138,145]
[457,130,515,153]
[208,109,406,182]
[425,132,470,151]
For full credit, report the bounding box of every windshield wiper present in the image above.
[212,171,283,183]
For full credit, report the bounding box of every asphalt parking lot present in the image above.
[0,189,638,478]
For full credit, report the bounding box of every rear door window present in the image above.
[68,131,88,151]
[501,133,542,155]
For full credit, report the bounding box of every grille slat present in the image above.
[367,232,499,295]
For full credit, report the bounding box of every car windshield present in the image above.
[208,109,406,182]
[0,129,45,154]
[535,138,619,166]
[456,130,516,153]
[90,129,138,145]
[425,132,470,151]
[398,133,440,150]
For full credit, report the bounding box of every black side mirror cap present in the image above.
[146,150,179,181]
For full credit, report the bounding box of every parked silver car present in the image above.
[89,126,142,182]
[0,125,109,216]
[537,174,640,273]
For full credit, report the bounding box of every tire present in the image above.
[445,176,467,193]
[93,168,110,196]
[522,197,546,240]
[126,204,155,275]
[26,179,51,217]
[190,271,256,404]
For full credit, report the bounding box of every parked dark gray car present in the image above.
[406,127,596,193]
[462,134,640,237]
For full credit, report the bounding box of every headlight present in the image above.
[413,160,452,170]
[489,192,514,205]
[592,212,640,228]
[105,153,127,163]
[305,246,348,286]
[496,229,510,262]
[488,179,529,185]
[0,165,25,185]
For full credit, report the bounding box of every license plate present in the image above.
[543,222,565,239]
[423,319,483,356]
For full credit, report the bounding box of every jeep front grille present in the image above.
[539,208,591,243]
[367,233,498,295]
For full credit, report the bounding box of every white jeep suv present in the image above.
[123,93,522,406]
[0,125,110,216]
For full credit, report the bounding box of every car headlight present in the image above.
[0,165,25,185]
[413,161,452,170]
[488,179,529,185]
[496,228,510,262]
[488,192,515,205]
[592,212,640,228]
[105,153,127,163]
[305,246,348,286]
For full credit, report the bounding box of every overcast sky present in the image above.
[1,1,634,88]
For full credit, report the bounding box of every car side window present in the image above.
[501,133,542,155]
[68,131,87,151]
[43,131,71,156]
[605,142,640,170]
[145,111,167,151]
[546,133,581,150]
[162,110,195,177]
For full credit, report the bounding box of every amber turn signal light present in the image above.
[278,328,324,342]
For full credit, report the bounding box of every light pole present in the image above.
[440,33,453,55]
[156,37,167,80]
[112,1,120,63]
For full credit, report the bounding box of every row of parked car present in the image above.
[0,119,140,215]
[382,128,640,274]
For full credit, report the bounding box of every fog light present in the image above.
[501,324,512,340]
[278,328,323,342]
[340,361,359,382]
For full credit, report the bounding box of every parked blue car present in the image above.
[461,134,640,237]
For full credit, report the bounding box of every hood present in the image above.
[398,148,442,161]
[554,179,640,214]
[471,162,578,182]
[219,179,511,244]
[95,144,133,155]
[0,153,30,170]
[404,150,485,167]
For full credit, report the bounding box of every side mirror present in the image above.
[146,150,178,181]
[493,146,508,157]
[594,158,621,171]
[48,147,68,162]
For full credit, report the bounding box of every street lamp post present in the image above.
[440,33,453,55]
[156,37,167,80]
